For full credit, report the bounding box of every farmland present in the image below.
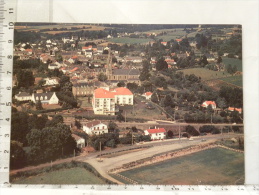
[155,29,188,41]
[220,75,243,87]
[12,167,106,184]
[109,37,152,44]
[222,57,242,71]
[179,68,231,81]
[118,148,244,185]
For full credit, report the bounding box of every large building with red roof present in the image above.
[144,128,166,140]
[93,87,133,115]
[201,101,217,110]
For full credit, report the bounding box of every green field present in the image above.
[12,167,106,184]
[117,148,244,185]
[179,68,230,80]
[109,37,152,44]
[220,75,243,87]
[155,30,187,41]
[222,57,242,71]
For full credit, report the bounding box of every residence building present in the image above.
[31,92,59,105]
[201,101,217,110]
[83,120,108,135]
[72,134,85,148]
[144,128,166,140]
[14,92,32,101]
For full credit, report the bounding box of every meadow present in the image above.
[179,68,231,81]
[220,75,243,87]
[118,148,244,185]
[12,167,106,184]
[222,57,242,71]
[109,37,152,44]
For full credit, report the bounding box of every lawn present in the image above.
[179,68,231,80]
[109,37,152,44]
[12,167,106,184]
[220,75,243,87]
[222,57,242,72]
[117,148,244,185]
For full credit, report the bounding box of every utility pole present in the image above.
[132,130,134,145]
[125,111,127,123]
[178,124,181,140]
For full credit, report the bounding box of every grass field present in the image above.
[12,167,106,184]
[109,37,152,44]
[220,75,243,87]
[118,148,244,185]
[155,30,187,41]
[179,68,231,80]
[222,57,242,71]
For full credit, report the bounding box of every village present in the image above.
[10,24,244,173]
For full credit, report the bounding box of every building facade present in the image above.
[83,120,108,135]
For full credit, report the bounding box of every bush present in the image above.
[185,125,200,136]
[182,132,190,138]
[199,125,219,133]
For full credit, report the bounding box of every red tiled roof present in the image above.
[144,92,152,96]
[85,120,103,128]
[94,88,115,98]
[228,107,242,113]
[146,128,166,134]
[202,101,216,107]
[176,39,182,42]
[114,87,133,96]
[71,56,78,59]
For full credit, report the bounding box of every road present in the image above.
[10,133,241,184]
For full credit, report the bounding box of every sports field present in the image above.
[118,148,244,185]
[12,167,106,184]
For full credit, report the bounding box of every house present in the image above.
[142,92,153,100]
[92,87,134,115]
[201,101,217,109]
[32,92,59,105]
[43,78,59,87]
[205,54,216,62]
[72,134,85,148]
[107,69,140,85]
[227,107,242,114]
[85,50,93,58]
[144,128,166,140]
[83,120,108,135]
[161,42,167,46]
[14,92,32,101]
[72,82,95,97]
[48,63,60,70]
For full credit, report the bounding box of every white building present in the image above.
[83,120,108,135]
[201,101,217,110]
[92,87,133,115]
[142,92,153,100]
[14,92,32,101]
[32,92,59,105]
[144,128,166,140]
[72,134,85,148]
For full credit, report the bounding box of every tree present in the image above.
[35,100,43,110]
[75,120,82,129]
[108,121,118,133]
[10,141,26,169]
[11,111,29,145]
[26,124,77,163]
[16,70,35,88]
[117,112,125,122]
[117,81,126,87]
[167,130,174,138]
[151,92,159,103]
[156,58,168,71]
[217,56,222,64]
[185,125,200,136]
[97,73,108,81]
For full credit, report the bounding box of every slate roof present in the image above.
[112,69,140,76]
[33,92,55,100]
[16,92,31,97]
